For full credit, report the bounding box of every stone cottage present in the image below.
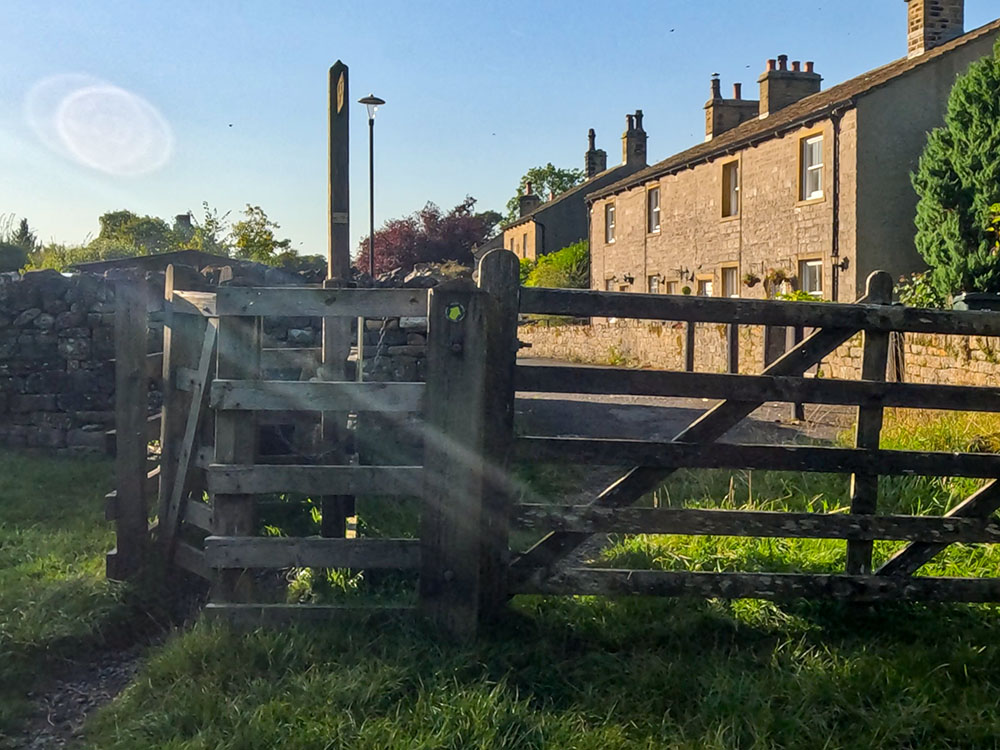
[587,0,999,302]
[502,113,649,260]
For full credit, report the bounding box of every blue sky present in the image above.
[1,1,997,259]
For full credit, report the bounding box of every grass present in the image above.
[10,410,1000,747]
[0,449,122,734]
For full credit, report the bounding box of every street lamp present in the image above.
[358,94,385,277]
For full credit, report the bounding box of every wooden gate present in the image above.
[509,269,1000,602]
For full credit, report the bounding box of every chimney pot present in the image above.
[634,109,644,130]
[805,61,815,73]
[792,60,801,72]
[766,58,777,72]
[525,181,532,196]
[711,74,722,99]
[626,113,635,131]
[588,128,596,150]
[778,54,788,71]
[733,82,742,100]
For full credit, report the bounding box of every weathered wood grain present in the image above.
[170,290,217,316]
[215,287,428,318]
[211,380,424,413]
[204,536,421,569]
[513,568,1000,602]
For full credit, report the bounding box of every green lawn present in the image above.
[0,449,120,733]
[7,410,1000,748]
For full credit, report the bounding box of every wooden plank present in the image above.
[215,287,429,318]
[513,314,865,573]
[476,249,520,618]
[847,274,892,574]
[261,347,321,371]
[511,438,1000,477]
[421,281,496,640]
[203,603,414,627]
[512,504,1000,543]
[212,313,260,603]
[170,290,217,316]
[211,380,424,413]
[683,321,695,371]
[727,323,739,374]
[519,286,1000,336]
[208,464,423,495]
[514,365,1000,413]
[146,351,164,381]
[183,500,213,532]
[204,536,421,569]
[111,280,151,580]
[878,480,1000,576]
[174,540,211,580]
[175,367,199,392]
[104,413,161,455]
[162,319,218,557]
[513,568,1000,603]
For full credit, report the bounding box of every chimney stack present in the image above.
[906,0,965,58]
[622,109,647,167]
[758,54,822,118]
[705,75,759,141]
[518,181,542,217]
[584,127,608,177]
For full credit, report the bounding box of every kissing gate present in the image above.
[107,250,1000,637]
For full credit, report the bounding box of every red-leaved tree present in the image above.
[355,197,499,275]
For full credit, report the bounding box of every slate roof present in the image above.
[588,17,1000,202]
[503,161,636,230]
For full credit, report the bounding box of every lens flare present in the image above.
[25,74,173,176]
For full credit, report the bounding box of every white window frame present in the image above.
[647,187,661,233]
[605,202,616,243]
[722,161,740,218]
[721,266,739,298]
[647,275,660,294]
[665,280,679,295]
[697,278,714,297]
[801,135,824,201]
[798,259,823,297]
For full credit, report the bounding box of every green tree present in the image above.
[505,163,585,222]
[913,40,1000,298]
[11,218,37,253]
[187,202,232,256]
[91,210,175,256]
[231,204,292,263]
[524,240,590,289]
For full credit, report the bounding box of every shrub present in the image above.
[912,40,1000,298]
[524,240,589,289]
[519,257,535,285]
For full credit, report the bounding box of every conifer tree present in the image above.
[913,40,1000,299]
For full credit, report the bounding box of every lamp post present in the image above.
[358,94,385,276]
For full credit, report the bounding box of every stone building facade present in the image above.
[501,113,649,261]
[588,1,1000,303]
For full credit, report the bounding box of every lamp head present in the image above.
[359,93,386,120]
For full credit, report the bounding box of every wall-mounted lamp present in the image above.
[835,257,850,271]
[673,267,690,281]
[623,273,635,284]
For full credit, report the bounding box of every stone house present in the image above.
[587,1,1000,302]
[502,113,649,261]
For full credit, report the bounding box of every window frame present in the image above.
[799,133,825,202]
[665,280,679,296]
[696,275,714,297]
[647,274,661,294]
[720,265,740,298]
[721,160,740,219]
[798,258,824,298]
[605,202,616,243]
[647,186,661,234]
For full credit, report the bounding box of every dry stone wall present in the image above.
[518,320,1000,388]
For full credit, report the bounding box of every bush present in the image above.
[523,240,589,289]
[912,40,1000,298]
[519,257,535,285]
[0,243,27,273]
[896,271,946,308]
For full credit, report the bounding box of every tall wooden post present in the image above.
[420,280,500,639]
[321,61,355,536]
[683,321,696,372]
[726,323,739,374]
[846,271,892,574]
[476,250,520,617]
[108,279,152,580]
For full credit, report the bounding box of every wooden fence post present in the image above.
[320,278,354,538]
[684,321,696,372]
[846,271,893,574]
[420,280,499,639]
[108,279,152,580]
[476,249,520,618]
[157,265,208,559]
[726,323,739,374]
[213,295,260,602]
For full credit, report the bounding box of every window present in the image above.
[604,278,615,291]
[665,280,679,295]
[522,232,528,255]
[647,275,660,294]
[697,278,714,296]
[647,187,660,233]
[722,161,739,217]
[799,259,823,297]
[721,266,739,298]
[605,202,616,243]
[800,135,824,201]
[509,238,514,252]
